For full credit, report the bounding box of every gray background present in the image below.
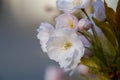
[0,0,58,80]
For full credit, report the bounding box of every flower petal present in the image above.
[37,22,54,52]
[56,0,90,13]
[55,13,78,31]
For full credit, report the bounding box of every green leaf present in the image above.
[98,73,110,80]
[99,35,116,58]
[92,17,116,47]
[81,57,100,74]
[81,56,109,74]
[78,30,94,43]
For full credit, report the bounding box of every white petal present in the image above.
[46,29,85,71]
[52,28,74,37]
[37,22,54,52]
[56,0,90,13]
[56,0,76,13]
[47,37,65,61]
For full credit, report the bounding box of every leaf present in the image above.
[115,0,120,47]
[104,0,116,27]
[81,56,109,74]
[81,57,99,69]
[98,73,110,80]
[115,0,120,31]
[78,30,94,43]
[116,57,120,69]
[92,17,116,46]
[99,35,116,58]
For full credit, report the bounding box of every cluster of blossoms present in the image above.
[37,0,106,72]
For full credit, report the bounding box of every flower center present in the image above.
[69,20,74,29]
[73,0,82,6]
[63,41,72,50]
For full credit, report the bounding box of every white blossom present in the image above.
[37,22,54,52]
[93,0,106,21]
[46,29,84,71]
[56,0,90,13]
[55,13,78,31]
[77,18,92,31]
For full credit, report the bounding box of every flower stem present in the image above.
[81,8,90,20]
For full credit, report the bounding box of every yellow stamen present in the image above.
[69,20,74,29]
[63,41,72,50]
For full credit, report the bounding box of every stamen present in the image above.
[69,20,74,29]
[63,41,72,50]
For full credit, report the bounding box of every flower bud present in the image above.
[93,0,106,21]
[77,18,92,31]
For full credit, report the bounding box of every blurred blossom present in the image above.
[37,22,54,52]
[56,0,90,13]
[93,0,106,21]
[44,66,65,80]
[46,29,84,71]
[55,13,78,31]
[77,18,92,31]
[76,64,89,75]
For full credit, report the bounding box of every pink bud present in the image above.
[77,18,92,31]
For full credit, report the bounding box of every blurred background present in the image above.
[0,0,60,80]
[0,0,118,80]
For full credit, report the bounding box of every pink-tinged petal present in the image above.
[55,13,78,31]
